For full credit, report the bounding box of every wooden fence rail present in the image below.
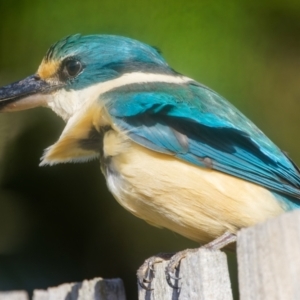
[1,210,300,300]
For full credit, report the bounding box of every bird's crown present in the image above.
[37,34,172,90]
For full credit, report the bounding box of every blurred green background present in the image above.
[1,1,300,299]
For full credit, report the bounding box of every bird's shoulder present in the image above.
[100,76,300,200]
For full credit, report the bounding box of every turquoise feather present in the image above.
[104,81,300,202]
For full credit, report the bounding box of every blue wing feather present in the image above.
[104,80,300,200]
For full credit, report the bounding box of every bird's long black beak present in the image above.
[0,75,59,112]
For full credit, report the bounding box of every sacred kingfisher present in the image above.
[0,34,299,287]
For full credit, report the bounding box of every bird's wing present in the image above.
[103,80,300,199]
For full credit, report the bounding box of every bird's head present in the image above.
[0,34,172,165]
[0,34,170,120]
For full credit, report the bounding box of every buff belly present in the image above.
[102,130,285,244]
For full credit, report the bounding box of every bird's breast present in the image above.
[101,129,285,244]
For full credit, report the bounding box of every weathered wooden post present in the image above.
[0,291,29,300]
[138,248,233,300]
[237,210,300,300]
[32,277,126,300]
[0,278,126,300]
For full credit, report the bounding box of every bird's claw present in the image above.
[137,259,155,290]
[165,249,192,289]
[138,278,153,291]
[166,270,181,289]
[137,253,174,290]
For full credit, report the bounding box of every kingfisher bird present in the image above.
[0,34,300,287]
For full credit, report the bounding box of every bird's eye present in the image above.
[63,59,82,78]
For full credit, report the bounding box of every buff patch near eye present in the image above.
[37,59,60,80]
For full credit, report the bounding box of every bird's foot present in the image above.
[137,252,174,290]
[202,231,237,250]
[138,232,237,290]
[166,231,236,288]
[165,248,197,289]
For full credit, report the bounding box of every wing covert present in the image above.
[102,80,300,199]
